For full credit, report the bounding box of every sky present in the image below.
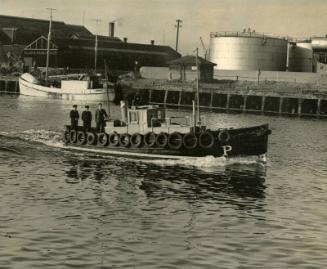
[1,0,327,56]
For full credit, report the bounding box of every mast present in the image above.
[92,18,101,73]
[45,8,55,80]
[104,59,111,116]
[95,34,98,72]
[195,48,200,125]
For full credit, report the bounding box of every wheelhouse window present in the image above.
[129,111,138,123]
[147,109,163,127]
[157,109,165,122]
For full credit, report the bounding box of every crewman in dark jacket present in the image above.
[81,105,92,132]
[95,103,108,133]
[70,104,79,130]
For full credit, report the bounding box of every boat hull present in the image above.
[63,124,270,159]
[19,77,115,102]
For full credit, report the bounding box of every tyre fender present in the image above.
[120,133,131,147]
[144,132,157,147]
[70,130,78,144]
[130,133,143,148]
[77,131,87,145]
[156,132,169,148]
[98,133,109,146]
[168,132,183,150]
[199,131,215,149]
[182,133,198,150]
[218,130,230,144]
[87,132,97,145]
[109,133,120,147]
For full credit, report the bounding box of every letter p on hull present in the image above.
[222,145,232,157]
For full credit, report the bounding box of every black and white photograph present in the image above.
[0,0,326,268]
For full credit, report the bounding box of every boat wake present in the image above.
[0,129,64,148]
[140,154,266,169]
[0,129,267,169]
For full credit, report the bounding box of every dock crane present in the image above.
[200,37,208,60]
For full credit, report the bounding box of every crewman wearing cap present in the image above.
[82,105,92,132]
[70,105,79,130]
[95,103,108,133]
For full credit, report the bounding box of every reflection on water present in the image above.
[64,155,267,211]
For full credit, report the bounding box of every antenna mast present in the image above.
[195,48,200,125]
[45,8,56,80]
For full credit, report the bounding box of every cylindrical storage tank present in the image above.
[311,37,327,51]
[209,32,288,71]
[288,41,313,72]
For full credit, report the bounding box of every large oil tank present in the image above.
[311,37,327,51]
[209,32,288,71]
[288,41,313,72]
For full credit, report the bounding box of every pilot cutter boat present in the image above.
[63,49,271,160]
[19,73,115,102]
[63,104,271,160]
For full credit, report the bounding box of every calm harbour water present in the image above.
[0,95,327,269]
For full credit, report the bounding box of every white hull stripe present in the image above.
[65,145,200,160]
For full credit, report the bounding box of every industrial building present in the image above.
[209,31,288,71]
[23,35,180,71]
[0,14,93,44]
[0,14,180,72]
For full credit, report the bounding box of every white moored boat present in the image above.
[19,73,115,102]
[19,10,115,102]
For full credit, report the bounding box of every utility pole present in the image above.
[45,8,56,80]
[82,11,85,26]
[175,19,182,52]
[92,18,102,73]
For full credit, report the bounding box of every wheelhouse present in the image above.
[105,105,192,135]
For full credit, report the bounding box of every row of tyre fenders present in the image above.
[64,129,231,150]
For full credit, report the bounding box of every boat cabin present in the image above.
[105,105,192,135]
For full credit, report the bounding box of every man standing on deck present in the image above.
[95,103,108,133]
[70,105,79,130]
[82,105,92,132]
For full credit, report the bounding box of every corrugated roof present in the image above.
[97,35,122,43]
[168,55,216,66]
[52,37,180,57]
[0,14,93,44]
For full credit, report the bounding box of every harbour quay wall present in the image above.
[120,75,327,119]
[0,76,19,94]
[140,66,324,84]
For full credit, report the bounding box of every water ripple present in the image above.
[0,96,327,268]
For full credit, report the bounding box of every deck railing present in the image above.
[210,31,288,40]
